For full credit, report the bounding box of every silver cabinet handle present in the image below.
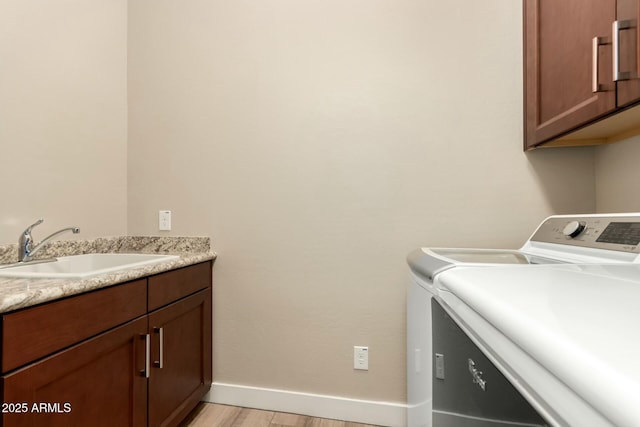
[141,334,150,378]
[153,327,164,369]
[613,19,636,81]
[592,36,610,92]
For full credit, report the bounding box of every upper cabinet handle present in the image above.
[592,36,609,92]
[613,19,636,82]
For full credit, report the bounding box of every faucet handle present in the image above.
[22,218,44,236]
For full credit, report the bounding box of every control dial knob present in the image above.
[563,221,586,238]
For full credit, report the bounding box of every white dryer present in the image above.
[407,213,640,427]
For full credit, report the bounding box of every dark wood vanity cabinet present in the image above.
[524,0,640,149]
[0,261,213,427]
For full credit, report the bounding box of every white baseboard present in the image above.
[203,382,407,427]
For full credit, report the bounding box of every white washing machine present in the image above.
[407,213,640,427]
[436,262,640,427]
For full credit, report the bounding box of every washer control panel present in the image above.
[530,215,640,253]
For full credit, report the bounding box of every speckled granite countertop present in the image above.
[0,236,216,314]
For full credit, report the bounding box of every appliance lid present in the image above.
[428,248,561,264]
[407,248,561,282]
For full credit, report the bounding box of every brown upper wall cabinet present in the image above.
[524,0,640,150]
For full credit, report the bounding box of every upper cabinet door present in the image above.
[616,0,640,106]
[524,0,617,149]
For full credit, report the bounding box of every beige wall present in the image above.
[128,0,595,403]
[595,135,640,212]
[0,0,128,245]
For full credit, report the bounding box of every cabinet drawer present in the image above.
[1,279,147,373]
[148,262,211,311]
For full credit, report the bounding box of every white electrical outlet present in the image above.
[159,210,172,231]
[354,346,369,370]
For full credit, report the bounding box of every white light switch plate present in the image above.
[159,210,172,231]
[354,346,368,370]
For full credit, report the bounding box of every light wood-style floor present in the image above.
[181,403,382,427]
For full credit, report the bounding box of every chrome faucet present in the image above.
[18,219,80,262]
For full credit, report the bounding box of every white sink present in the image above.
[0,253,180,279]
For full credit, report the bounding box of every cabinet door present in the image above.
[524,0,616,148]
[2,317,148,427]
[148,289,212,427]
[617,0,640,106]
